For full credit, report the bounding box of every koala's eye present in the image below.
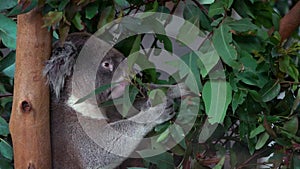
[101,61,113,71]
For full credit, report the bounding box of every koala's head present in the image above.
[95,48,128,103]
[44,33,128,105]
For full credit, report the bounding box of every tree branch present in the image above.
[279,1,300,42]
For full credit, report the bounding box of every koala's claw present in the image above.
[155,99,175,124]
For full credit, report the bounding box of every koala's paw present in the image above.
[152,99,175,125]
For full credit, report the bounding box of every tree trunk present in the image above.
[9,8,52,169]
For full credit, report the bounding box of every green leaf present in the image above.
[121,85,139,117]
[97,6,115,29]
[0,0,17,11]
[237,71,268,88]
[292,154,300,169]
[7,0,38,16]
[43,11,63,28]
[141,151,174,168]
[75,83,115,104]
[85,2,99,19]
[149,89,166,106]
[239,50,257,71]
[208,0,225,17]
[228,18,258,32]
[259,80,280,102]
[279,56,299,82]
[147,0,158,12]
[232,0,255,19]
[58,0,70,11]
[72,12,85,31]
[198,0,215,5]
[202,80,232,124]
[183,3,211,31]
[114,0,130,8]
[212,24,239,68]
[0,139,13,160]
[197,49,219,77]
[0,117,9,136]
[255,132,269,150]
[129,34,141,55]
[156,128,170,143]
[213,156,225,169]
[0,52,15,72]
[180,52,202,92]
[170,124,185,143]
[0,159,12,169]
[183,4,200,21]
[250,124,265,139]
[0,14,17,49]
[177,20,200,46]
[156,34,173,53]
[198,121,218,143]
[283,116,298,135]
[232,89,247,113]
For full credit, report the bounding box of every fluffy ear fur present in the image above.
[43,33,91,98]
[43,42,77,98]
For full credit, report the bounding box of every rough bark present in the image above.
[9,8,52,169]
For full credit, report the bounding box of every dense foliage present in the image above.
[0,0,299,168]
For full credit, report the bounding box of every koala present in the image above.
[44,32,180,169]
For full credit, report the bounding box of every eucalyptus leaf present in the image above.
[170,124,185,143]
[0,159,12,169]
[0,52,15,72]
[0,14,17,49]
[7,0,38,16]
[72,12,85,31]
[85,2,99,19]
[202,80,232,124]
[97,6,115,29]
[198,0,215,5]
[0,139,13,160]
[156,34,173,53]
[250,124,265,139]
[255,132,269,150]
[259,80,280,102]
[212,24,239,68]
[114,0,130,8]
[208,0,225,17]
[0,0,17,11]
[121,85,139,117]
[228,18,258,32]
[180,52,202,91]
[156,128,170,143]
[177,20,200,46]
[75,83,115,104]
[197,49,219,77]
[213,156,225,169]
[232,89,247,113]
[0,117,9,136]
[141,151,174,169]
[282,116,298,135]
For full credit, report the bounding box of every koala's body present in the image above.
[44,33,176,169]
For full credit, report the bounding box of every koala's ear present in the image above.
[43,41,78,99]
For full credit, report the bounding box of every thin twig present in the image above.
[0,93,13,98]
[190,0,209,15]
[146,0,181,57]
[237,147,272,169]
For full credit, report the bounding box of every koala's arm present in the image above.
[46,33,187,169]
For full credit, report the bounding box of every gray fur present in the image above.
[43,42,77,98]
[46,33,177,169]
